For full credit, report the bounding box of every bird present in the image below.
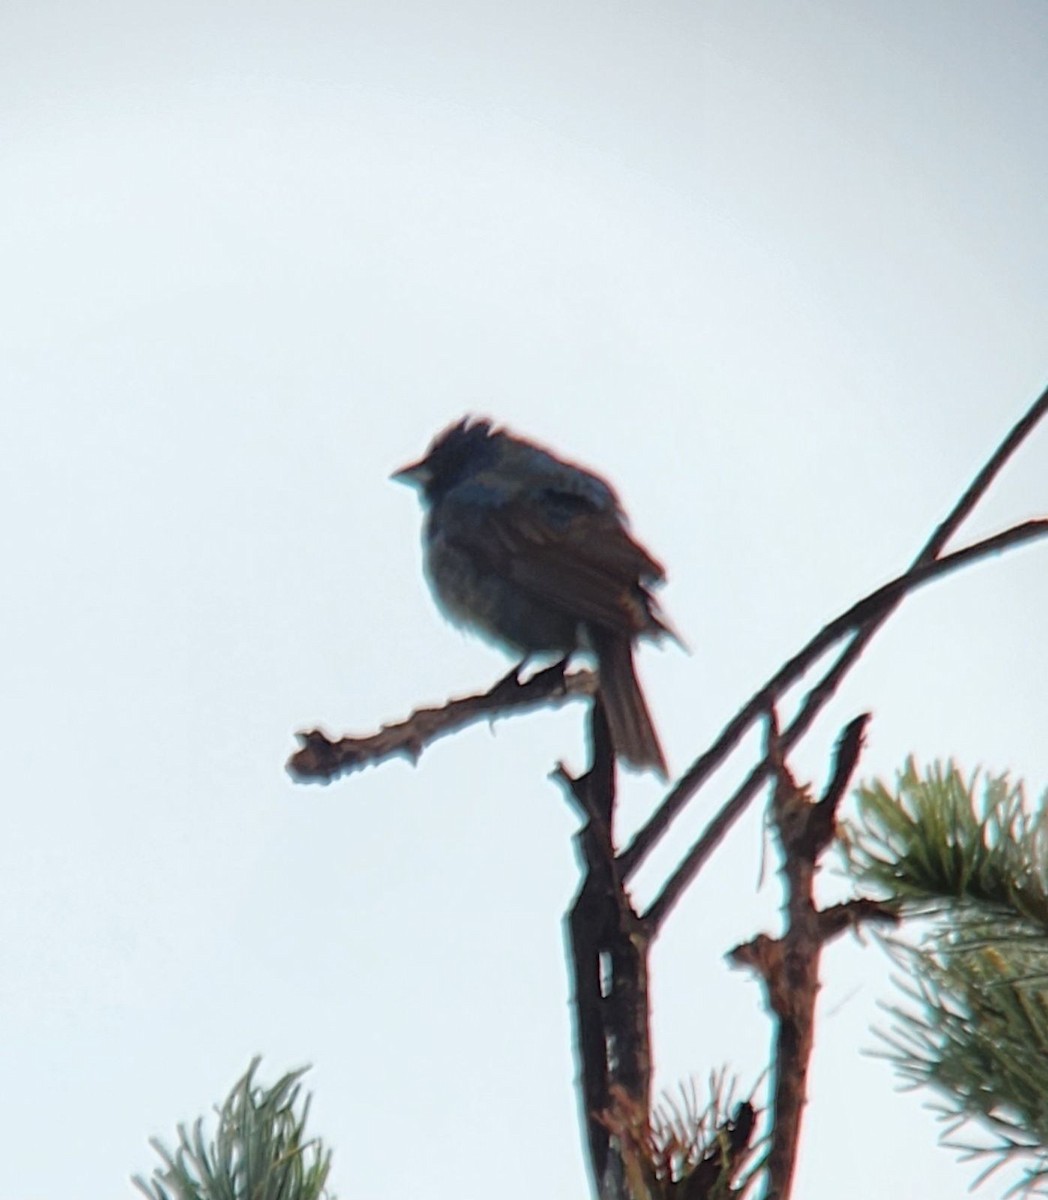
[392,417,674,776]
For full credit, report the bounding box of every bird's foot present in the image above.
[524,655,570,691]
[490,658,529,700]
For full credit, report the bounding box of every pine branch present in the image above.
[846,760,1048,931]
[133,1059,334,1200]
[845,763,1048,1195]
[595,1075,759,1200]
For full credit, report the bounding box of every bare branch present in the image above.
[815,898,898,942]
[809,713,870,852]
[917,385,1048,560]
[559,704,653,1198]
[287,666,596,782]
[643,520,1048,932]
[621,380,1048,884]
[726,718,879,1200]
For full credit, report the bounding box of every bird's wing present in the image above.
[440,480,666,637]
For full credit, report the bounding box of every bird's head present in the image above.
[392,416,500,501]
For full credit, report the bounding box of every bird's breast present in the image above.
[423,526,579,656]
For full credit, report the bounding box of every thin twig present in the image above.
[643,519,1048,933]
[917,386,1048,561]
[623,381,1048,890]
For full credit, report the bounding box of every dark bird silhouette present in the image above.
[392,417,674,776]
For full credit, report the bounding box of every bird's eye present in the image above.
[541,489,596,519]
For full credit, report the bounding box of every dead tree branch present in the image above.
[558,701,654,1200]
[288,665,595,782]
[729,714,895,1200]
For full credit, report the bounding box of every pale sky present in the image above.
[3,2,1047,1197]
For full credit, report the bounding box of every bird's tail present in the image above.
[590,628,668,778]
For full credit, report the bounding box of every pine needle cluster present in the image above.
[846,761,1048,1194]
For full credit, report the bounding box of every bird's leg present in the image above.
[491,656,530,699]
[525,654,571,689]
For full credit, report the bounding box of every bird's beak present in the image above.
[390,457,432,488]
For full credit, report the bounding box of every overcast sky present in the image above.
[3,2,1048,1197]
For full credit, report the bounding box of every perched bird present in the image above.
[393,417,674,776]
